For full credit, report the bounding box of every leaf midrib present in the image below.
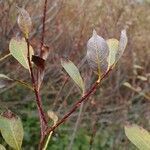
[8,120,20,150]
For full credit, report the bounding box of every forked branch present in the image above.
[39,68,112,149]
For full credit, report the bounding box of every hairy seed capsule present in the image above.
[17,7,32,38]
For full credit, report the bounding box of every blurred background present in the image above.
[0,0,150,149]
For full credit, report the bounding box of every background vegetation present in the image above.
[0,0,150,149]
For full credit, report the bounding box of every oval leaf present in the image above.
[0,144,6,150]
[61,58,85,92]
[0,111,24,150]
[9,37,34,70]
[17,7,32,38]
[125,124,150,150]
[115,29,128,62]
[86,30,109,76]
[107,38,119,68]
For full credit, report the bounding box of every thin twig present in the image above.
[67,102,84,150]
[0,53,11,62]
[37,0,48,93]
[40,0,48,55]
[52,78,68,109]
[89,104,98,150]
[57,84,75,114]
[39,68,112,149]
[40,81,99,148]
[25,38,47,137]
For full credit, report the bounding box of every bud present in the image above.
[17,7,32,38]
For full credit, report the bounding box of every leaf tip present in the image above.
[92,29,97,37]
[121,29,128,41]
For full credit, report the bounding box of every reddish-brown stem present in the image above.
[39,68,112,148]
[29,2,48,134]
[25,38,47,137]
[37,0,48,92]
[40,0,48,56]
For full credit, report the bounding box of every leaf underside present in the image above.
[106,38,119,68]
[0,115,24,150]
[9,37,34,70]
[17,7,32,38]
[86,30,109,75]
[125,124,150,150]
[61,58,84,93]
[0,144,6,150]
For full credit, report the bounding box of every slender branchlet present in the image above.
[40,0,48,55]
[25,38,47,138]
[39,68,112,149]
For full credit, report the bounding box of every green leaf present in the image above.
[17,7,32,38]
[0,111,24,150]
[125,124,150,150]
[0,144,6,150]
[107,30,127,70]
[61,58,85,93]
[107,38,119,68]
[9,37,34,70]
